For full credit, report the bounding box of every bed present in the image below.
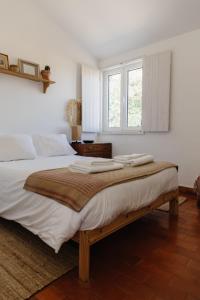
[0,154,178,281]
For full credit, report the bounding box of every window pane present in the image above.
[108,73,121,128]
[127,68,142,127]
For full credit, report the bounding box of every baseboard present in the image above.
[179,185,195,196]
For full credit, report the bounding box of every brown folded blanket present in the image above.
[24,161,177,212]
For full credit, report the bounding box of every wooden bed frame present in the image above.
[72,189,179,282]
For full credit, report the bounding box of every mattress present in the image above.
[0,155,178,252]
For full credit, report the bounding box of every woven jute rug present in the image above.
[158,196,187,211]
[0,218,78,300]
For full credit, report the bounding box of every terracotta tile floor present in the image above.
[31,195,200,300]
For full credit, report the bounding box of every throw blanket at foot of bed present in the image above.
[24,161,177,212]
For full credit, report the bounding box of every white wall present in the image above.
[0,0,96,136]
[1,1,199,187]
[99,29,200,188]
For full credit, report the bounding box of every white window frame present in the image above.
[102,59,143,134]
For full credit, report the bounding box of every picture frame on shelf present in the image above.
[18,59,40,79]
[0,53,9,69]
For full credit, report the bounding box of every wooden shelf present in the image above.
[0,67,55,93]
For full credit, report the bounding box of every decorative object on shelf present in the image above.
[9,64,19,72]
[41,65,51,80]
[0,53,9,69]
[41,66,51,92]
[18,59,40,79]
[66,99,82,142]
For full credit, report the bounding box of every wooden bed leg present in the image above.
[169,197,179,217]
[79,231,90,282]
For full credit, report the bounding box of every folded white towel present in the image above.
[114,160,133,165]
[74,158,114,167]
[114,153,146,161]
[114,155,154,167]
[130,155,154,166]
[69,162,123,174]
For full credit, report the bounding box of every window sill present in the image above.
[100,130,144,135]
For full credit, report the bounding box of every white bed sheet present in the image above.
[0,155,178,252]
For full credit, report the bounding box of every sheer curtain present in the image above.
[142,51,171,132]
[82,65,101,133]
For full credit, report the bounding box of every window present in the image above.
[108,73,121,128]
[127,68,142,128]
[103,59,143,133]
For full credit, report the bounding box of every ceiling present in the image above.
[37,0,200,61]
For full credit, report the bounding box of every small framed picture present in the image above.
[18,59,40,78]
[0,53,9,69]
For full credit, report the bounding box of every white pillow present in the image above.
[33,134,76,157]
[0,134,37,162]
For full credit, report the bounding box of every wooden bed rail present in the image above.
[72,189,179,282]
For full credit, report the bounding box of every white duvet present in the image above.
[0,155,178,252]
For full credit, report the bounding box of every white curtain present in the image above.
[142,51,171,132]
[82,64,100,132]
